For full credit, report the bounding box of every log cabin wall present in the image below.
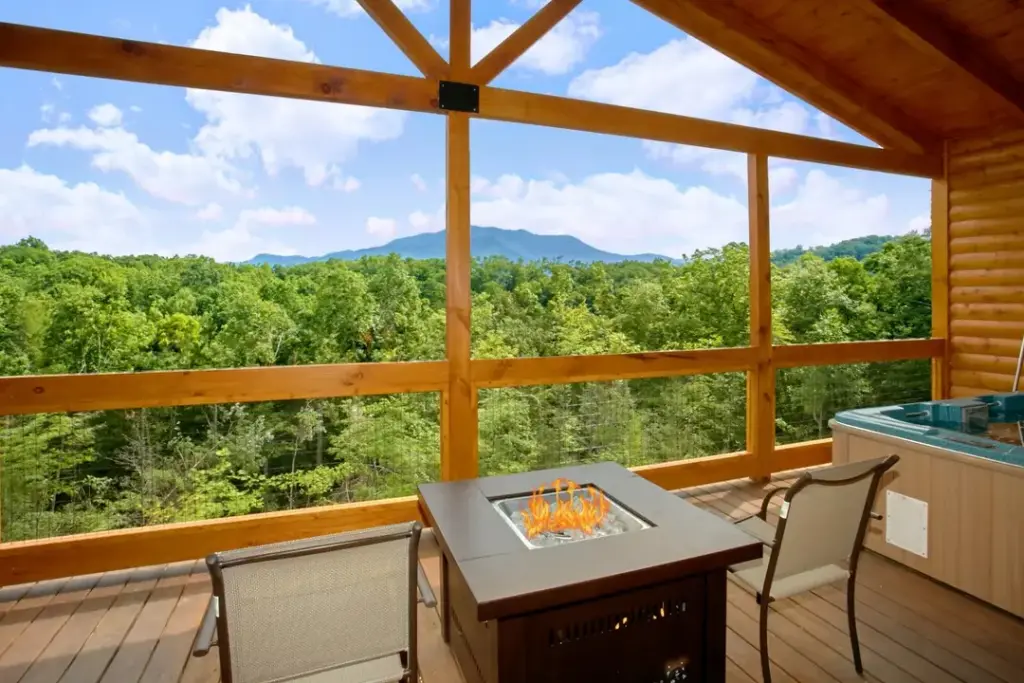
[948,130,1024,397]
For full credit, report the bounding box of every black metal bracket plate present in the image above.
[438,80,479,114]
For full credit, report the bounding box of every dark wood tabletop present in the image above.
[418,462,762,621]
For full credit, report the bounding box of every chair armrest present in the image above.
[192,597,218,657]
[758,486,790,520]
[417,563,437,608]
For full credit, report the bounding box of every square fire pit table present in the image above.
[417,462,762,683]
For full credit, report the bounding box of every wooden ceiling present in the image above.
[634,0,1024,152]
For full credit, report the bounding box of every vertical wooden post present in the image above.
[746,154,775,480]
[442,0,478,481]
[931,141,951,400]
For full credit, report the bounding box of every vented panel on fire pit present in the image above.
[492,484,652,549]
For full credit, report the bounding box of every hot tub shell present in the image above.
[831,396,1024,619]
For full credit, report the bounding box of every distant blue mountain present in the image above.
[246,226,678,266]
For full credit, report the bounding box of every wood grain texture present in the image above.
[470,347,756,388]
[946,130,1024,397]
[355,0,448,79]
[852,0,1024,123]
[747,154,774,478]
[773,339,944,369]
[931,150,951,399]
[0,23,440,112]
[443,112,477,481]
[632,0,937,153]
[469,0,582,85]
[0,497,422,587]
[0,361,448,416]
[477,86,942,177]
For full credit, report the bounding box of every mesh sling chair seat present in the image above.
[728,454,899,683]
[192,521,437,683]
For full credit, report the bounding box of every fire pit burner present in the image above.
[491,483,652,549]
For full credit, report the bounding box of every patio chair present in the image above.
[192,521,437,683]
[728,455,899,683]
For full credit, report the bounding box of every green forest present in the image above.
[0,234,932,541]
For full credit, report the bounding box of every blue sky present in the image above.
[0,0,930,261]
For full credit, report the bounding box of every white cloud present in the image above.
[908,214,930,233]
[469,170,748,257]
[771,169,895,248]
[297,0,433,18]
[0,165,151,254]
[191,206,317,261]
[88,104,123,128]
[569,39,819,181]
[51,77,63,91]
[187,6,405,187]
[28,124,246,206]
[468,11,601,75]
[410,173,427,192]
[40,104,55,123]
[366,216,397,239]
[130,105,143,113]
[196,203,224,221]
[334,175,361,192]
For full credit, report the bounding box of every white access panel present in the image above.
[885,490,928,558]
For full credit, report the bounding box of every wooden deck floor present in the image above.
[2,473,1023,683]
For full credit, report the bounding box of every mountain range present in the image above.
[246,226,676,266]
[246,226,899,267]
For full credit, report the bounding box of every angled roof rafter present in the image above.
[630,0,939,155]
[852,0,1024,123]
[355,0,448,79]
[0,22,941,177]
[469,0,583,85]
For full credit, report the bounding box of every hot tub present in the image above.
[830,393,1024,618]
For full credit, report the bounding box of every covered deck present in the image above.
[3,473,1022,683]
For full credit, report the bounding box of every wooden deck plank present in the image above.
[852,581,1024,682]
[815,583,1006,683]
[58,565,168,683]
[139,566,212,683]
[790,591,961,683]
[1,472,1019,683]
[0,573,103,681]
[0,578,68,658]
[99,561,197,683]
[20,571,134,683]
[859,552,1024,669]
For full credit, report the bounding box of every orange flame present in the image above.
[520,478,611,539]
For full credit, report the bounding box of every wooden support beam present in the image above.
[0,497,422,587]
[0,23,942,178]
[630,0,938,154]
[478,87,943,178]
[773,338,946,369]
[0,23,440,112]
[746,154,774,480]
[854,0,1024,122]
[355,0,449,79]
[469,0,582,85]
[449,0,472,79]
[471,348,756,389]
[0,361,449,416]
[442,1,477,482]
[932,142,951,400]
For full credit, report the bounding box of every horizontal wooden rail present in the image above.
[0,439,829,586]
[0,361,449,416]
[471,347,757,388]
[773,339,945,369]
[769,438,833,472]
[0,23,941,178]
[0,497,422,586]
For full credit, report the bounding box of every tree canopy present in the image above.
[0,234,932,541]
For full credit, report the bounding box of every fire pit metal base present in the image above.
[418,463,762,683]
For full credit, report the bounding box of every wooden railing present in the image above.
[0,1,949,585]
